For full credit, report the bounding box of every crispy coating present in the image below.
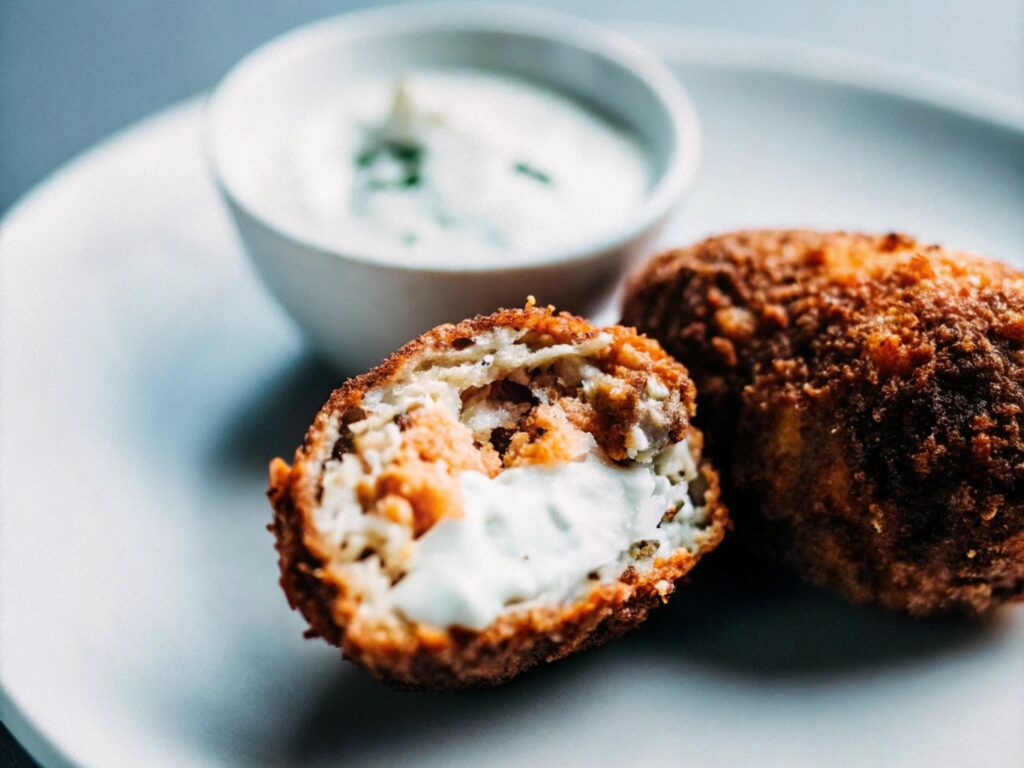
[623,230,1024,615]
[269,307,728,688]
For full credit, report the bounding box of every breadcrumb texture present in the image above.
[269,307,727,688]
[622,230,1024,616]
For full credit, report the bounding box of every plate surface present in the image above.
[3,29,1023,768]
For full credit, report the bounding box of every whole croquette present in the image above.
[269,306,727,688]
[622,230,1024,616]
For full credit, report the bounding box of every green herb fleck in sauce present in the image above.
[355,139,425,190]
[512,161,553,185]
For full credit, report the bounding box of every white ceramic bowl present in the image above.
[205,3,700,373]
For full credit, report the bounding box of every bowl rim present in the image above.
[203,2,702,273]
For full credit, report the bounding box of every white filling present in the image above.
[312,329,709,631]
[390,449,699,630]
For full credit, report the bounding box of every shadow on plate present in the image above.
[255,543,1008,766]
[265,646,595,767]
[212,352,343,480]
[622,540,1005,678]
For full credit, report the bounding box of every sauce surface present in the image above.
[279,69,651,263]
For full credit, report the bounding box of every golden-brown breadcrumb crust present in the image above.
[269,306,728,689]
[622,230,1024,616]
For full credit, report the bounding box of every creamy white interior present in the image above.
[390,447,700,630]
[314,328,711,631]
[272,69,650,263]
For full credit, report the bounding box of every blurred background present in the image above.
[1,0,1021,213]
[1,2,1021,766]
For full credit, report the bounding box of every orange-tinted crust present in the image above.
[269,306,728,688]
[623,230,1024,616]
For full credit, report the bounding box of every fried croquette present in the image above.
[269,306,727,688]
[622,230,1024,616]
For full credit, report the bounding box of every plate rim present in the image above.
[2,22,1022,768]
[629,23,1024,135]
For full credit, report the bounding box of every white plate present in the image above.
[3,27,1023,768]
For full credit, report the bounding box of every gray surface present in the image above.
[1,0,1022,212]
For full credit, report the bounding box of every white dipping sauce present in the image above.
[389,452,696,630]
[283,69,651,263]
